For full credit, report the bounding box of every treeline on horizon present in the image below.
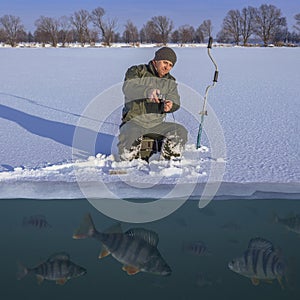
[0,4,300,47]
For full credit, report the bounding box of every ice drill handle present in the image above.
[208,37,213,49]
[213,71,219,82]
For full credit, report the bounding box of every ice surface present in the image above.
[0,46,299,199]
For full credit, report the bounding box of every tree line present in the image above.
[0,4,299,47]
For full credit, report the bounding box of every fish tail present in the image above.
[16,262,29,280]
[73,213,96,239]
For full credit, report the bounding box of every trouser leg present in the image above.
[118,122,145,152]
[151,122,188,145]
[150,122,188,159]
[118,121,188,160]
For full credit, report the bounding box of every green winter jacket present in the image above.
[121,61,180,128]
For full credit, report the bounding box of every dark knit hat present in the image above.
[154,47,177,66]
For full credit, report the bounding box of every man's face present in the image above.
[153,60,173,77]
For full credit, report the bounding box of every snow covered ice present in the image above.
[0,46,299,200]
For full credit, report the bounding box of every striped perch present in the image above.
[228,237,286,288]
[22,214,52,229]
[73,213,171,276]
[17,252,86,285]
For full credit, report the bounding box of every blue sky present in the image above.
[1,0,299,34]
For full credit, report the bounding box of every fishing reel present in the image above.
[157,93,166,113]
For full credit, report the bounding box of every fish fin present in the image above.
[73,213,96,239]
[125,228,159,247]
[251,278,260,286]
[56,278,67,285]
[47,252,70,262]
[16,262,28,280]
[36,275,44,285]
[277,276,285,290]
[122,265,140,275]
[247,237,274,252]
[99,247,111,259]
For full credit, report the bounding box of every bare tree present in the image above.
[26,32,34,43]
[253,4,286,46]
[34,29,47,46]
[70,9,91,46]
[199,19,213,40]
[151,16,174,45]
[103,18,117,46]
[294,13,300,32]
[171,30,180,43]
[0,15,26,47]
[139,27,146,43]
[221,9,241,45]
[34,16,59,47]
[240,6,256,45]
[216,29,232,43]
[90,7,105,43]
[91,7,118,46]
[194,26,204,43]
[0,28,6,42]
[89,29,99,45]
[287,31,300,44]
[123,20,139,44]
[58,16,72,46]
[140,21,156,43]
[178,25,195,44]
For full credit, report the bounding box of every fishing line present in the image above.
[0,91,120,128]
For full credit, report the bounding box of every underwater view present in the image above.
[1,198,300,300]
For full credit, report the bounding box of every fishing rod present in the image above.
[196,37,219,149]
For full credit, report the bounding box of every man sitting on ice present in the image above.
[118,47,187,161]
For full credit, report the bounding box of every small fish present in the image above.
[228,237,286,288]
[182,240,211,256]
[274,213,300,234]
[17,252,86,285]
[73,213,171,276]
[22,215,51,229]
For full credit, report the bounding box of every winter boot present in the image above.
[161,138,183,160]
[120,137,142,161]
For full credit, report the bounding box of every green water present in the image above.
[1,198,299,299]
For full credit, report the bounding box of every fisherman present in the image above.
[118,46,188,161]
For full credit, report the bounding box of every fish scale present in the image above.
[228,237,286,288]
[73,213,171,276]
[17,253,86,285]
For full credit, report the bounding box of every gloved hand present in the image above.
[147,88,161,103]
